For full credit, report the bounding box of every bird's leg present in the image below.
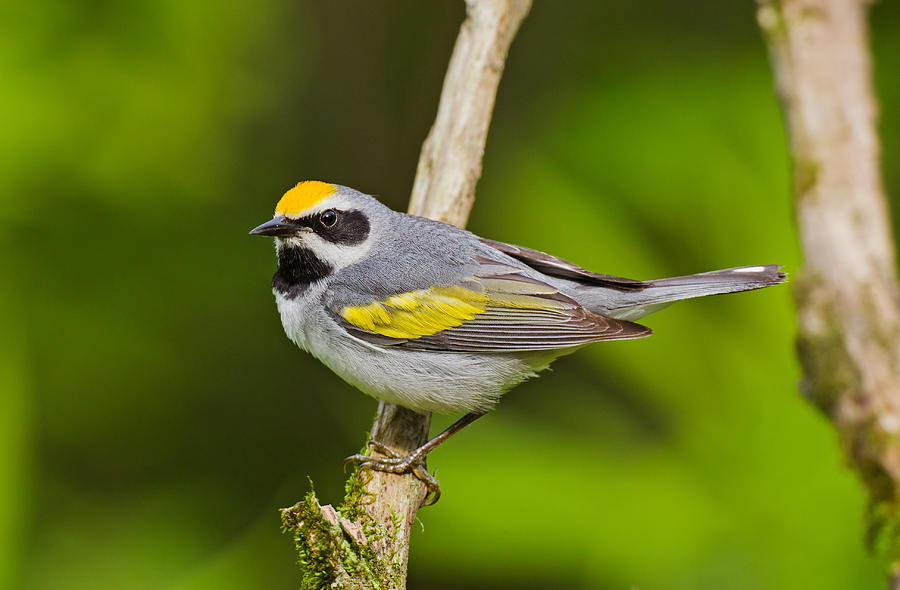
[348,412,484,468]
[344,412,485,505]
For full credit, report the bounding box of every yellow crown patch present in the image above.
[275,181,337,216]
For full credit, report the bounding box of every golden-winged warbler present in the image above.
[250,181,784,500]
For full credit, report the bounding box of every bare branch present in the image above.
[285,1,531,587]
[409,0,532,226]
[758,0,900,583]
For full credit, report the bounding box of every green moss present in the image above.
[871,498,900,567]
[340,467,375,522]
[390,508,403,536]
[793,273,861,416]
[280,479,403,590]
[758,1,789,41]
[856,418,900,562]
[793,272,900,565]
[792,156,821,200]
[288,491,340,590]
[865,455,900,555]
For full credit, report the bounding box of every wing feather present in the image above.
[479,239,647,291]
[336,258,651,352]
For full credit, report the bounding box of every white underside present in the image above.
[275,287,566,414]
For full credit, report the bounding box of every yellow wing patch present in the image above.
[340,278,575,340]
[341,285,489,339]
[275,181,337,216]
[477,277,570,310]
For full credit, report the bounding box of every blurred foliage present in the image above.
[1,1,899,588]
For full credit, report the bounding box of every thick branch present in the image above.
[758,0,900,581]
[285,1,531,588]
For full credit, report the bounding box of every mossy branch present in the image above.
[758,0,900,584]
[281,1,532,588]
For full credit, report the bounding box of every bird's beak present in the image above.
[249,216,299,237]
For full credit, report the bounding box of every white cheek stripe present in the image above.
[302,233,372,271]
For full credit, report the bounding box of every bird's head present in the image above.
[249,181,378,273]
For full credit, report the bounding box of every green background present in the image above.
[2,1,899,588]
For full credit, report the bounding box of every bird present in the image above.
[250,180,785,502]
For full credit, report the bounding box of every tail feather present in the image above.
[599,265,786,321]
[648,264,786,294]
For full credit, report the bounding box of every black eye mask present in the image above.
[308,209,370,246]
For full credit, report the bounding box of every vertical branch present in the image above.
[283,1,531,588]
[758,0,900,582]
[407,0,532,225]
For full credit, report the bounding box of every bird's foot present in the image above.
[344,440,441,506]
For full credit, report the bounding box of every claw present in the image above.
[339,414,487,508]
[421,487,441,507]
[343,453,368,473]
[343,441,443,506]
[366,439,402,458]
[343,439,402,472]
[411,464,441,506]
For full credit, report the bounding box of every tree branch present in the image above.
[282,1,531,588]
[757,0,900,583]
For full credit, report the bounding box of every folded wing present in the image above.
[335,258,651,352]
[479,238,647,290]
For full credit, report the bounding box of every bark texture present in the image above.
[758,0,900,580]
[283,1,531,588]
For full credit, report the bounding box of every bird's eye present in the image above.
[320,209,338,228]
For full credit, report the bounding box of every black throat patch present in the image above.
[272,245,333,299]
